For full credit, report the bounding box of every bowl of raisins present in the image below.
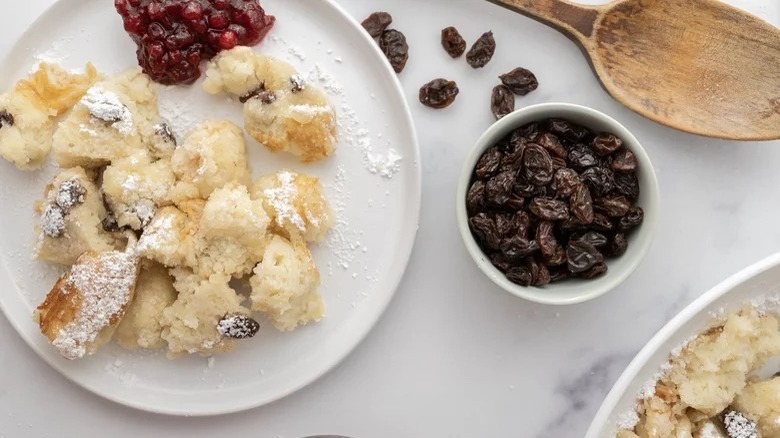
[457,103,659,305]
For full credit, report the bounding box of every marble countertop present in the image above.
[1,0,779,437]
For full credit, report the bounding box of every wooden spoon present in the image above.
[487,0,780,141]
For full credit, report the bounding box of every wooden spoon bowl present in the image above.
[488,0,780,140]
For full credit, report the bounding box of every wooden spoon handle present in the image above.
[486,0,602,42]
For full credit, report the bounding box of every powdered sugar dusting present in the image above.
[52,252,139,360]
[264,171,306,231]
[367,148,402,179]
[80,87,133,136]
[324,166,361,270]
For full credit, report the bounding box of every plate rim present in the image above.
[0,0,422,416]
[585,250,780,437]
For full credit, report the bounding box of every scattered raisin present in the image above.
[499,67,539,95]
[361,12,392,38]
[466,31,496,68]
[491,85,514,119]
[419,79,459,109]
[0,110,14,128]
[379,29,409,73]
[441,26,466,58]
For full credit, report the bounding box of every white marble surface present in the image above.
[1,0,779,437]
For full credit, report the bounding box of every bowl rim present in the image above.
[455,102,660,305]
[584,251,780,437]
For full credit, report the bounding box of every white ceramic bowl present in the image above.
[456,103,660,305]
[586,252,780,438]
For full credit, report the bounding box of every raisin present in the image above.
[361,12,392,38]
[506,265,534,286]
[570,184,595,224]
[491,85,514,119]
[567,144,599,170]
[475,146,502,179]
[579,262,607,279]
[42,204,67,238]
[466,31,496,68]
[419,79,459,109]
[154,122,177,146]
[517,122,541,142]
[613,172,640,199]
[575,231,608,248]
[548,118,589,141]
[241,86,276,104]
[618,206,644,231]
[499,142,525,172]
[551,157,567,171]
[611,149,637,173]
[544,246,567,266]
[466,180,486,214]
[217,314,260,339]
[529,197,569,221]
[441,26,466,58]
[290,74,306,93]
[490,253,513,272]
[581,167,615,198]
[604,233,628,257]
[591,213,615,233]
[596,196,631,217]
[537,133,567,159]
[549,266,570,282]
[534,263,552,286]
[485,171,515,206]
[499,67,538,95]
[0,110,14,128]
[379,29,409,73]
[469,213,501,250]
[514,180,544,198]
[555,168,582,198]
[566,240,604,274]
[528,257,551,286]
[536,221,557,257]
[500,236,540,262]
[591,132,623,156]
[523,144,554,186]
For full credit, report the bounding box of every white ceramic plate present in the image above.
[0,0,420,416]
[586,252,780,437]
